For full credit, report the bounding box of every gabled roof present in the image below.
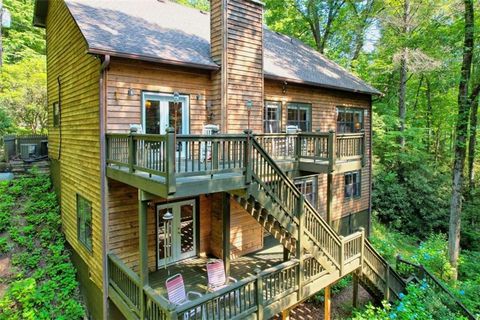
[34,0,380,95]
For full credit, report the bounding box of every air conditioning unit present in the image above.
[20,144,37,160]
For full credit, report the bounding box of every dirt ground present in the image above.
[273,285,372,320]
[0,255,12,298]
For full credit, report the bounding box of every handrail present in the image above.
[396,257,476,320]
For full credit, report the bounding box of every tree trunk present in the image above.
[468,99,478,193]
[398,0,410,148]
[449,0,474,280]
[426,77,432,152]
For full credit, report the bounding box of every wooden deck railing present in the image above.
[396,257,476,320]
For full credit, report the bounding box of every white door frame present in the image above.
[156,199,197,268]
[141,92,190,135]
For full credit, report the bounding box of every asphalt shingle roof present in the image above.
[64,0,380,95]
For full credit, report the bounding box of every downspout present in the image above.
[99,54,110,320]
[57,76,62,160]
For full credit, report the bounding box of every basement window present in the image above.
[77,194,92,252]
[344,171,361,199]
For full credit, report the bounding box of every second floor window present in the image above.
[337,107,363,133]
[345,171,361,199]
[77,194,93,252]
[287,103,311,132]
[264,101,281,133]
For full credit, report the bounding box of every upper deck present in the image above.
[106,130,365,199]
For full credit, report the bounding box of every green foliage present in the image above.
[174,0,209,11]
[351,283,468,320]
[0,172,85,320]
[1,0,46,64]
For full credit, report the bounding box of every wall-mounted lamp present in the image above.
[206,100,215,121]
[173,91,180,102]
[282,81,288,94]
[246,100,253,130]
[196,94,203,101]
[127,88,135,97]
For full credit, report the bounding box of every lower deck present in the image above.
[149,235,283,297]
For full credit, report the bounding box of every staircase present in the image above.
[232,136,407,305]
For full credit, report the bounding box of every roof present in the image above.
[34,0,380,95]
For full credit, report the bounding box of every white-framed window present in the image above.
[264,101,281,133]
[287,103,312,132]
[77,194,92,252]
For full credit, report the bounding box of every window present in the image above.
[287,103,312,132]
[295,175,318,209]
[264,101,281,133]
[77,194,92,252]
[344,171,361,199]
[336,107,364,133]
[53,102,60,127]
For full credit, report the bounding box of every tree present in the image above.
[448,0,475,280]
[0,56,47,133]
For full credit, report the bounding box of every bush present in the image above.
[0,171,85,320]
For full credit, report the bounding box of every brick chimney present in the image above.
[210,0,264,133]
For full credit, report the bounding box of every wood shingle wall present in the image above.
[46,0,103,288]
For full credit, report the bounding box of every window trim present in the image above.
[263,100,282,133]
[77,193,93,253]
[336,107,364,133]
[344,170,361,200]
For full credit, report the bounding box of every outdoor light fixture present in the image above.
[173,91,180,102]
[282,81,288,94]
[163,210,174,270]
[127,88,135,97]
[246,100,253,130]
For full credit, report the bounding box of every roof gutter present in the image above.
[264,73,382,96]
[88,48,220,71]
[99,54,110,320]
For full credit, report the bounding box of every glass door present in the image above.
[156,199,196,267]
[142,92,189,135]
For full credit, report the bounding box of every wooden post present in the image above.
[324,286,331,320]
[326,172,334,226]
[361,129,367,167]
[222,192,231,276]
[283,247,290,261]
[244,129,253,184]
[166,127,176,194]
[255,269,264,320]
[385,264,390,301]
[138,193,149,320]
[281,308,290,320]
[296,195,305,300]
[353,273,359,308]
[327,130,336,172]
[128,127,137,173]
[359,227,365,269]
[339,235,344,276]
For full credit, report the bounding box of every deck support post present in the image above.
[296,195,305,300]
[327,130,336,226]
[385,264,390,301]
[353,273,359,308]
[244,129,253,185]
[138,192,149,320]
[255,268,264,320]
[324,285,331,320]
[166,127,176,194]
[326,172,334,225]
[222,192,231,277]
[281,308,290,320]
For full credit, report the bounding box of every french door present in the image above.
[156,199,196,267]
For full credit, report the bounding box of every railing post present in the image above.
[327,130,336,172]
[385,264,390,301]
[359,227,365,270]
[244,129,253,185]
[295,133,301,160]
[361,129,366,167]
[255,268,264,320]
[296,195,305,300]
[129,127,137,173]
[212,141,219,171]
[166,127,176,194]
[339,236,344,276]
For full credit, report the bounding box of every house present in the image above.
[33,0,405,319]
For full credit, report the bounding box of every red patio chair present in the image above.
[206,259,237,292]
[165,273,203,318]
